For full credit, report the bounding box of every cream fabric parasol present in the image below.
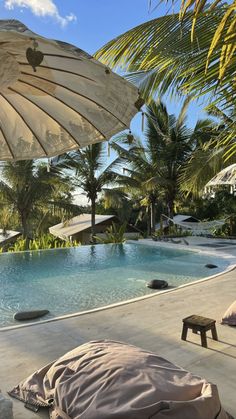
[205,164,236,194]
[0,20,142,160]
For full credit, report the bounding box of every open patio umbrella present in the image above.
[205,164,236,195]
[0,20,142,161]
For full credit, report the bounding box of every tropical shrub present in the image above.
[95,222,128,244]
[6,234,80,253]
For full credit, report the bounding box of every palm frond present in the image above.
[96,6,236,156]
[102,188,128,209]
[179,142,236,196]
[95,9,226,99]
[148,0,236,82]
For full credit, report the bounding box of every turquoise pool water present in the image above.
[0,243,228,327]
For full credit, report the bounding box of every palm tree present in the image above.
[112,99,213,231]
[112,141,162,234]
[95,6,236,157]
[54,143,118,242]
[179,104,236,196]
[0,160,73,242]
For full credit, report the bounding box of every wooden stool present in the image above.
[181,315,218,348]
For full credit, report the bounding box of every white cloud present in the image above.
[4,0,77,27]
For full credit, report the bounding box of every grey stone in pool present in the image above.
[146,280,168,289]
[205,264,218,269]
[14,310,49,321]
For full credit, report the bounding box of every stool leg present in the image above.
[181,324,188,341]
[200,331,207,348]
[211,324,218,341]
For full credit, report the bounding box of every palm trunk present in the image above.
[21,212,28,238]
[167,190,175,219]
[150,198,156,234]
[20,211,30,249]
[147,208,151,236]
[167,200,174,219]
[90,197,96,243]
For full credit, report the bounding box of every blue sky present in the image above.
[0,0,208,132]
[1,1,168,52]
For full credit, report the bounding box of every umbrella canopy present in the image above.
[205,164,236,194]
[0,20,142,161]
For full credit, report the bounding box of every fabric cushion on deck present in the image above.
[221,300,236,326]
[9,340,231,419]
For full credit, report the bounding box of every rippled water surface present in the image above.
[0,243,228,327]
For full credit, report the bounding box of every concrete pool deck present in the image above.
[0,238,236,418]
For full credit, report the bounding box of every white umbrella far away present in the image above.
[0,20,143,161]
[204,163,236,195]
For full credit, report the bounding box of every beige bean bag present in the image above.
[9,340,232,419]
[222,300,236,326]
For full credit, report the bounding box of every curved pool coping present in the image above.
[0,240,235,332]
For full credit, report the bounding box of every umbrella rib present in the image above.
[19,63,95,82]
[7,86,97,148]
[42,53,90,61]
[0,125,15,159]
[0,93,48,157]
[20,71,129,129]
[16,79,107,140]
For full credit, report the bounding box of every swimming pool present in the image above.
[0,243,228,327]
